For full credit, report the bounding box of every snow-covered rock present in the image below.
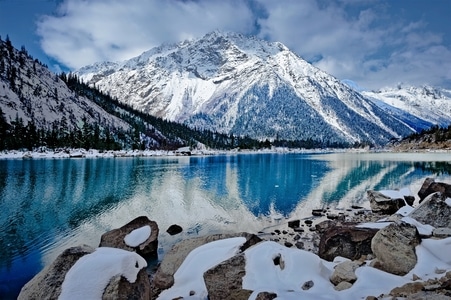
[99,216,159,258]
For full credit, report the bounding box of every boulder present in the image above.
[151,232,261,297]
[330,261,361,286]
[256,292,278,299]
[288,219,300,229]
[390,282,424,297]
[418,178,451,202]
[99,216,159,258]
[103,269,151,300]
[318,223,379,261]
[301,280,314,290]
[312,209,325,216]
[371,222,421,276]
[409,192,451,229]
[367,190,406,214]
[18,245,95,300]
[166,224,183,235]
[315,219,335,233]
[203,253,248,300]
[418,177,435,200]
[334,281,353,291]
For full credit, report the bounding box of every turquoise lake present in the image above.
[1,152,451,298]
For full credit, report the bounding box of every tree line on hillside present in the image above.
[58,72,270,150]
[402,125,451,143]
[0,108,125,151]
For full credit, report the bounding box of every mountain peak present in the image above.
[76,32,420,145]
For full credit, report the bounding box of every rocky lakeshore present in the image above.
[18,178,451,299]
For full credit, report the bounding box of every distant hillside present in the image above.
[388,125,451,151]
[362,85,451,132]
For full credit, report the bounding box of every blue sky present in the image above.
[0,0,450,90]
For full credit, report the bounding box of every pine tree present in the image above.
[0,107,10,150]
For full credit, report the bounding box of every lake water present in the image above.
[1,152,451,298]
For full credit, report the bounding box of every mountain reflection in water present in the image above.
[0,152,450,299]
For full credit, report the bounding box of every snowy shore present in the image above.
[1,146,449,160]
[0,147,339,159]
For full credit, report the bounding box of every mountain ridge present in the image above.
[76,31,419,145]
[362,84,451,132]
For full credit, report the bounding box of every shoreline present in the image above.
[0,147,346,159]
[1,147,450,160]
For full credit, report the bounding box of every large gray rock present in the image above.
[371,222,421,275]
[203,253,249,300]
[409,192,451,229]
[151,232,261,297]
[318,223,379,261]
[18,245,95,300]
[99,216,159,258]
[367,190,406,214]
[418,178,451,202]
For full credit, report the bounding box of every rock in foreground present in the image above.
[371,222,421,276]
[151,232,261,297]
[18,245,95,300]
[318,222,379,261]
[99,215,159,258]
[367,190,406,214]
[18,245,150,300]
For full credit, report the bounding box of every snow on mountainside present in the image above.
[0,40,130,133]
[77,31,416,145]
[362,85,451,132]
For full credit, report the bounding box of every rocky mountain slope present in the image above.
[0,39,128,132]
[77,31,416,146]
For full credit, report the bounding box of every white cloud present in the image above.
[37,0,256,69]
[254,0,451,89]
[36,0,451,89]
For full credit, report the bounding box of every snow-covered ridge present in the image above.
[362,84,451,131]
[76,31,418,145]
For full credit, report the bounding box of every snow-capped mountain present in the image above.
[362,85,451,132]
[77,31,415,145]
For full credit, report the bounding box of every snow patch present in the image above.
[380,187,411,199]
[124,225,151,247]
[157,237,246,300]
[395,204,414,216]
[153,235,451,300]
[356,221,392,229]
[446,198,451,206]
[402,217,435,236]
